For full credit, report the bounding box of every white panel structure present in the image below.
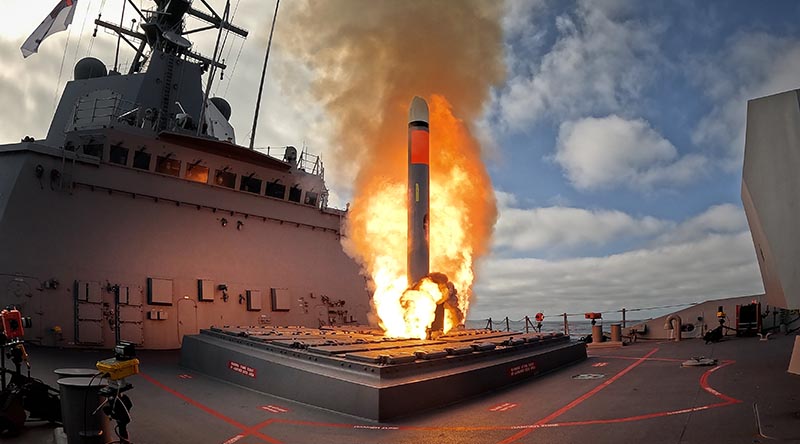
[246,289,262,311]
[271,288,291,312]
[148,277,173,305]
[198,279,215,302]
[118,284,143,345]
[743,89,800,310]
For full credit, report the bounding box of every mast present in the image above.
[92,0,248,132]
[249,0,280,150]
[197,0,230,136]
[113,0,127,72]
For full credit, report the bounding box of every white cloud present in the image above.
[477,193,761,319]
[492,192,750,256]
[472,230,762,319]
[494,205,666,253]
[554,115,708,190]
[690,32,800,170]
[654,203,748,246]
[492,0,663,131]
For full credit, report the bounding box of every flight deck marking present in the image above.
[260,405,289,413]
[490,402,518,412]
[497,348,659,444]
[250,358,740,436]
[139,373,281,444]
[178,374,193,379]
[143,356,741,441]
[222,435,245,444]
[592,362,608,367]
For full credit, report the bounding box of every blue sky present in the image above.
[468,0,800,319]
[4,0,798,321]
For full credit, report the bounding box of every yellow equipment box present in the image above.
[96,358,140,380]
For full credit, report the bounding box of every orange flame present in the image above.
[343,95,496,338]
[277,1,504,339]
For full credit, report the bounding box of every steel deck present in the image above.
[4,332,800,443]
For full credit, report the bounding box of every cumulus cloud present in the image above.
[492,191,749,257]
[472,230,762,319]
[494,205,666,253]
[475,191,761,318]
[491,0,664,131]
[690,32,800,170]
[654,203,749,246]
[554,115,708,190]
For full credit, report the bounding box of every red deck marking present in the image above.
[178,374,193,379]
[497,347,659,444]
[252,358,739,436]
[489,402,518,412]
[260,405,289,413]
[591,362,608,367]
[589,354,686,363]
[699,360,740,403]
[139,373,281,444]
[222,434,245,444]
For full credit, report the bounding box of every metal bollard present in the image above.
[610,323,622,342]
[592,325,603,343]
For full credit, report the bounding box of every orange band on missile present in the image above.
[410,129,429,165]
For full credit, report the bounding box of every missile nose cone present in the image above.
[409,96,429,124]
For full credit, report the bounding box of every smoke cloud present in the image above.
[279,0,505,331]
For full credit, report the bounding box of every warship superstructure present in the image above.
[0,0,370,350]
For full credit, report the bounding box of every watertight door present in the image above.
[75,281,103,344]
[118,285,144,345]
[177,298,198,343]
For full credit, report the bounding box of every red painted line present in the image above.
[139,373,282,444]
[255,356,740,436]
[497,347,659,444]
[699,360,740,403]
[221,419,279,444]
[144,356,742,441]
[591,362,608,367]
[589,354,686,363]
[550,401,736,428]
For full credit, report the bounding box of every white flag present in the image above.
[20,0,78,58]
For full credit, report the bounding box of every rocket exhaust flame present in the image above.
[351,95,497,339]
[281,1,504,339]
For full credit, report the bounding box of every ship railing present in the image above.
[256,146,325,178]
[476,301,704,337]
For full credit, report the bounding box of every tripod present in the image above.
[94,380,133,444]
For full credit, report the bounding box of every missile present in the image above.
[408,96,430,286]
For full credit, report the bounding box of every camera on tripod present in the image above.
[95,342,138,443]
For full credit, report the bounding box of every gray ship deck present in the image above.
[5,332,800,444]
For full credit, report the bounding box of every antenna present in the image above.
[113,0,127,72]
[249,0,280,150]
[197,0,231,136]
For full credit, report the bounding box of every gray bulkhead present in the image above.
[0,135,368,350]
